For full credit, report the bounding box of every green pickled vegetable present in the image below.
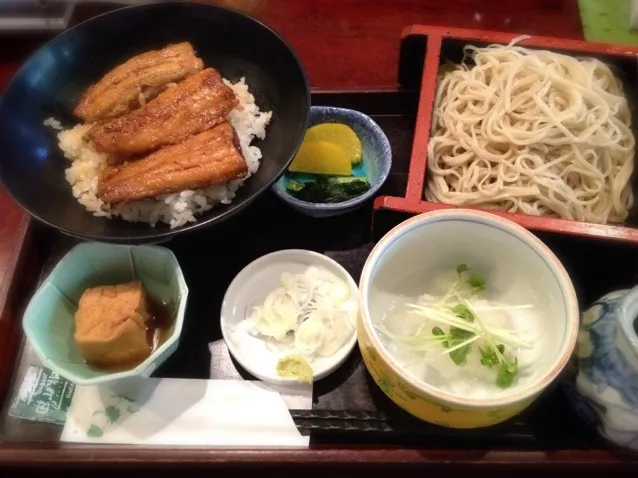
[286,176,371,203]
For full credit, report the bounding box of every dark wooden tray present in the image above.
[0,90,637,472]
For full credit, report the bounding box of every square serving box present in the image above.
[375,25,638,243]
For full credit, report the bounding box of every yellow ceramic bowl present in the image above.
[358,209,579,428]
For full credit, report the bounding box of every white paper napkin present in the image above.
[61,378,312,448]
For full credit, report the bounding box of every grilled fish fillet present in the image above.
[98,122,247,204]
[74,42,204,123]
[88,68,238,158]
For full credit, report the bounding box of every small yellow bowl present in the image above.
[358,209,579,428]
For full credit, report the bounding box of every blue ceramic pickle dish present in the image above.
[22,242,188,386]
[272,106,392,218]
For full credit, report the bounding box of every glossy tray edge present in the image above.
[0,211,32,400]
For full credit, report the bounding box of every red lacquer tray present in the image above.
[375,25,638,243]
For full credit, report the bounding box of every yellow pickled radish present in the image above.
[305,123,362,164]
[288,141,352,175]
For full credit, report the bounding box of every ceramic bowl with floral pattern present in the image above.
[358,209,579,428]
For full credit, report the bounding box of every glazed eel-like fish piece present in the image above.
[98,122,247,204]
[74,42,204,123]
[87,68,238,158]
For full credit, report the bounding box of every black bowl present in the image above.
[0,2,310,243]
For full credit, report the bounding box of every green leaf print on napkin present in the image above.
[105,405,120,423]
[87,424,104,438]
[87,393,139,438]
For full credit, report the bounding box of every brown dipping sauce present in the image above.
[91,295,175,373]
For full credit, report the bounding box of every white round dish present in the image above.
[221,249,359,384]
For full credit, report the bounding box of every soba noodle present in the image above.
[426,39,635,223]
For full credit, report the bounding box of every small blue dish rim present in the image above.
[271,106,392,211]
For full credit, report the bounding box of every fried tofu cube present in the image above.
[74,280,151,367]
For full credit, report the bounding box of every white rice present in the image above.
[57,78,272,229]
[43,117,63,130]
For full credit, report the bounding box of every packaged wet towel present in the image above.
[10,365,312,448]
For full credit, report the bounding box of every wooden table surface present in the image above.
[0,0,586,471]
